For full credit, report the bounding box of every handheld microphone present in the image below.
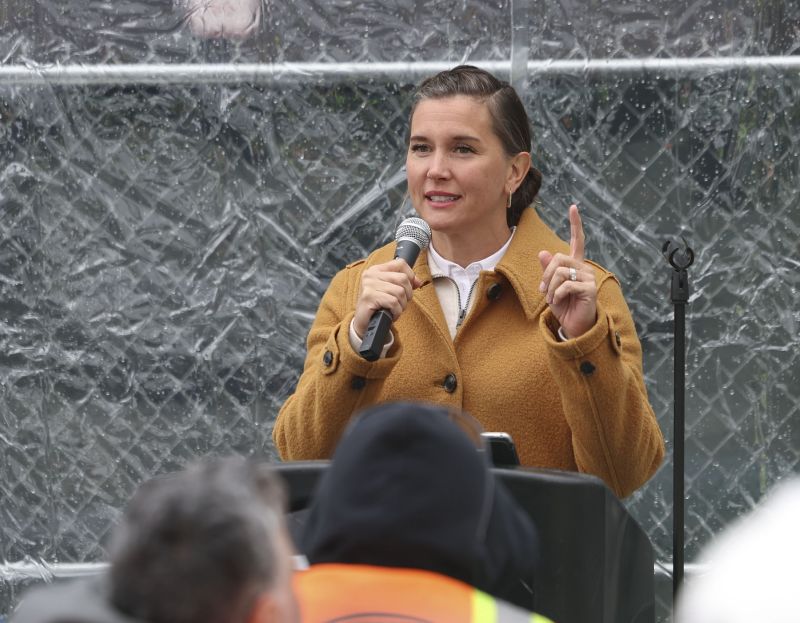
[359,217,432,361]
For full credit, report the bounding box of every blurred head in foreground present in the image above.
[109,457,299,623]
[674,477,800,623]
[13,457,299,623]
[300,401,539,599]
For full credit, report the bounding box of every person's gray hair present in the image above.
[108,456,287,623]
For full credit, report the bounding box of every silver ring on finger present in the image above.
[569,267,578,282]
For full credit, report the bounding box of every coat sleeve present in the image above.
[539,271,665,498]
[272,265,403,460]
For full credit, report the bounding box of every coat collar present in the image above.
[495,208,569,321]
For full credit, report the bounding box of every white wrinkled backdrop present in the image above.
[1,1,799,620]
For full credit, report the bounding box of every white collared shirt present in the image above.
[427,228,516,339]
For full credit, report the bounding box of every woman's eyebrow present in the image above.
[408,134,482,142]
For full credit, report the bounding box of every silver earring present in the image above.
[507,191,513,209]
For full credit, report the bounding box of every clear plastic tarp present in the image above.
[1,1,799,621]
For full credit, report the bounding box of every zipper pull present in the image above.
[457,307,467,328]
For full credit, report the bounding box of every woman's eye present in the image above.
[454,144,475,154]
[409,143,430,153]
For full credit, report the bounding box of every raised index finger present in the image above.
[569,204,585,261]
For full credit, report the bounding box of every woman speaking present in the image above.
[273,65,664,497]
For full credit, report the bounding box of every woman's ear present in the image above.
[506,151,532,194]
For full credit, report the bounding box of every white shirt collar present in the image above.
[427,227,516,278]
[427,228,516,319]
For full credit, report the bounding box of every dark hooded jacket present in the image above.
[299,401,540,602]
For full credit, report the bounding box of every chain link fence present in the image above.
[2,1,800,621]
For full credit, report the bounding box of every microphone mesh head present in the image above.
[395,217,432,249]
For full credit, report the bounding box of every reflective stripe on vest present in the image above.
[471,590,555,623]
[472,590,496,622]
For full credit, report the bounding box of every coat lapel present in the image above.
[495,208,569,322]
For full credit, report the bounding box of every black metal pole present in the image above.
[663,239,693,601]
[673,287,685,596]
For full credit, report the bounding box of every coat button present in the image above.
[323,350,333,366]
[580,361,595,376]
[615,331,622,347]
[443,373,458,393]
[487,282,503,300]
[351,376,366,390]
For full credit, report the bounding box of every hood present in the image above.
[300,401,539,598]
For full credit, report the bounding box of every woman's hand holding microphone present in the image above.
[353,259,422,340]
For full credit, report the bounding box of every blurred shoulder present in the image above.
[11,576,139,623]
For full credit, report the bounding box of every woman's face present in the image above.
[406,95,524,239]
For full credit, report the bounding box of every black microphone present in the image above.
[359,217,432,361]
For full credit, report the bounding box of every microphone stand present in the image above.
[662,238,694,601]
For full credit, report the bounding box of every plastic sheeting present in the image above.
[2,1,800,620]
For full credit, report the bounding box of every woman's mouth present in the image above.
[424,192,461,205]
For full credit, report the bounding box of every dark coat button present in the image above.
[443,373,458,393]
[580,361,595,376]
[323,350,333,366]
[615,331,622,347]
[351,376,366,390]
[487,282,503,300]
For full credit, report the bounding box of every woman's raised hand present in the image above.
[353,259,423,339]
[537,204,598,339]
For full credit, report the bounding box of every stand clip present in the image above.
[663,238,694,304]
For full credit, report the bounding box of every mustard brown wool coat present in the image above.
[273,208,665,497]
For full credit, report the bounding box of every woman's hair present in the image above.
[410,65,542,227]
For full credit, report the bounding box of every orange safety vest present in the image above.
[294,563,555,623]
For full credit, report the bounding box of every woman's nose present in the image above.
[426,153,450,180]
